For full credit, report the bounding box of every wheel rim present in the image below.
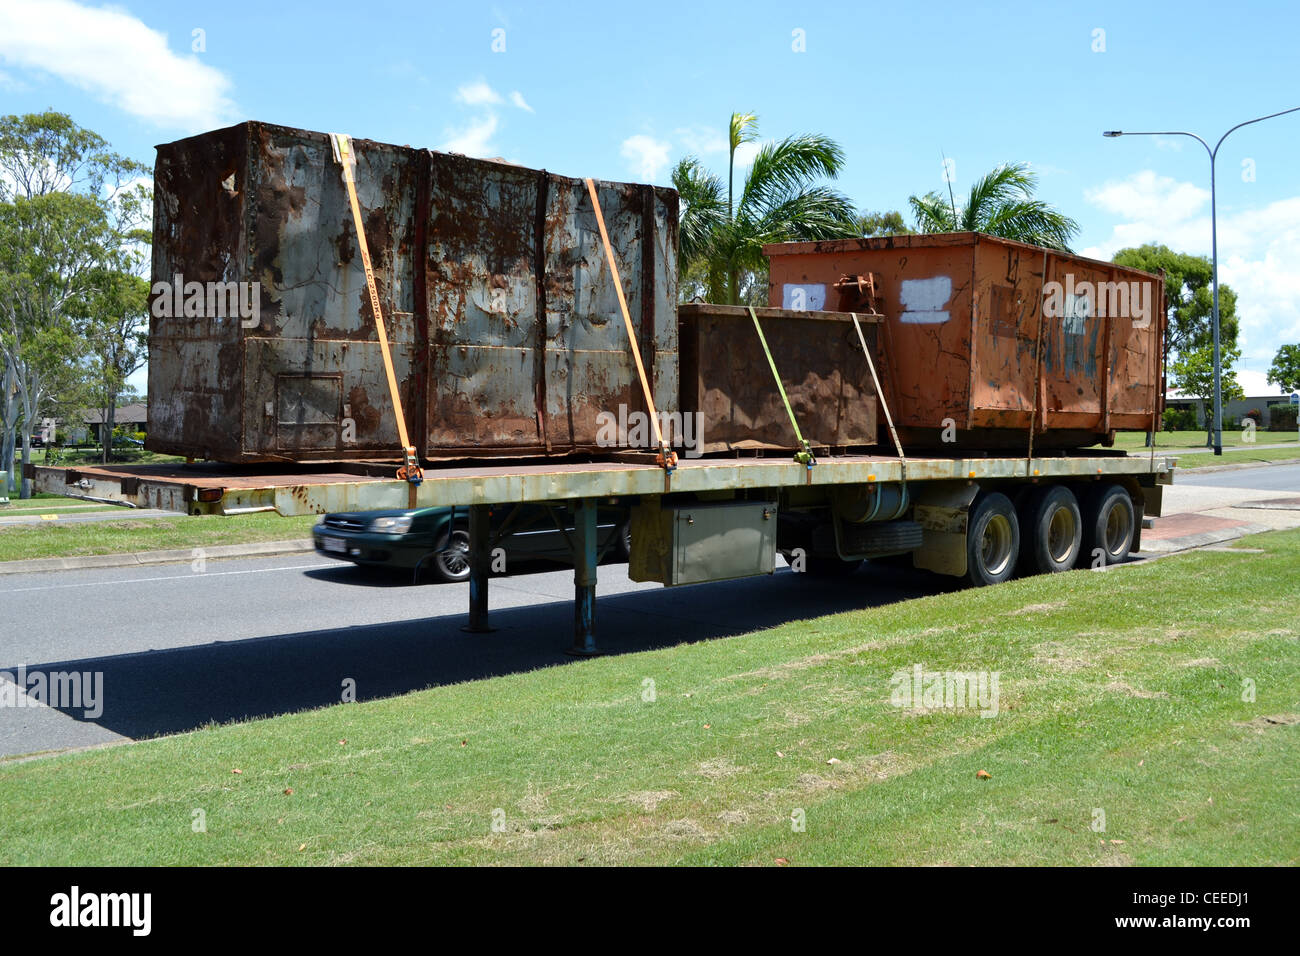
[1047,506,1077,563]
[1104,503,1130,555]
[981,514,1014,576]
[436,532,470,578]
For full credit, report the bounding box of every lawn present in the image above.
[1,529,1295,866]
[0,493,124,518]
[1172,447,1300,469]
[1098,429,1297,451]
[0,511,318,563]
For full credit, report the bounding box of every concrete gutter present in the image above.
[0,539,315,576]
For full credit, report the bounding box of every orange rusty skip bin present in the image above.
[764,232,1166,450]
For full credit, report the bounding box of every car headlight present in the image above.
[368,515,414,534]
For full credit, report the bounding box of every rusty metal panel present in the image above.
[679,304,878,453]
[148,121,677,463]
[764,233,1164,449]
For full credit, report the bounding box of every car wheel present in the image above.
[432,528,471,583]
[619,521,632,561]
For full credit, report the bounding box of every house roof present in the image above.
[81,403,148,424]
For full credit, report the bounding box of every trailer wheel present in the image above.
[1079,484,1135,568]
[966,492,1019,587]
[1019,485,1082,574]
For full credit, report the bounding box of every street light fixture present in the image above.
[1103,106,1300,455]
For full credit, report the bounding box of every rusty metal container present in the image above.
[148,121,678,462]
[764,233,1165,449]
[678,304,878,454]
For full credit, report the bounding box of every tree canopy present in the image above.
[672,112,859,304]
[908,162,1079,251]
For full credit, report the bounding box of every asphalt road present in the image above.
[0,552,942,758]
[1175,462,1300,492]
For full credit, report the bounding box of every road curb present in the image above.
[1138,522,1272,555]
[0,539,315,576]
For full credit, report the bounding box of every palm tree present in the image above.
[672,112,858,304]
[908,162,1079,251]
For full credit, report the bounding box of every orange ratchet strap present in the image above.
[584,178,677,474]
[331,133,423,503]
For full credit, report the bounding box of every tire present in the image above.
[618,521,632,561]
[1018,485,1082,575]
[965,492,1020,587]
[432,528,471,583]
[1079,484,1135,569]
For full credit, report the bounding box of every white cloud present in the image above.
[1083,169,1300,374]
[441,114,500,158]
[732,140,763,169]
[1084,170,1209,226]
[0,0,236,131]
[509,91,533,113]
[674,124,726,156]
[455,80,502,106]
[620,134,671,183]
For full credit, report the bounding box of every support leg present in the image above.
[567,497,599,656]
[463,503,494,633]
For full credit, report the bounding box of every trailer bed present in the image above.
[32,452,1175,517]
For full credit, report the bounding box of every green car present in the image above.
[313,502,631,583]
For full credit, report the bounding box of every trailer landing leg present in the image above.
[462,503,494,633]
[567,497,599,656]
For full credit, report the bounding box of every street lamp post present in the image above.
[1103,106,1300,455]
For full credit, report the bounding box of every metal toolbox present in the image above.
[629,498,778,586]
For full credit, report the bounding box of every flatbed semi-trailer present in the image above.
[30,450,1174,653]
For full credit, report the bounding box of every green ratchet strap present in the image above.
[748,306,816,469]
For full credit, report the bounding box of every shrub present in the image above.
[1268,404,1298,431]
[1162,407,1198,431]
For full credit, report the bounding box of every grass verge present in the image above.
[1097,430,1297,451]
[0,512,317,563]
[1,530,1296,866]
[1173,448,1300,469]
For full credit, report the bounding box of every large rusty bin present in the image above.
[148,121,678,463]
[764,233,1165,449]
[678,304,879,454]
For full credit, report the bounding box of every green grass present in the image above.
[1172,447,1300,470]
[2,529,1296,866]
[0,494,123,517]
[35,447,187,466]
[1098,429,1297,451]
[0,511,317,562]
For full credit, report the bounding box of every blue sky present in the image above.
[2,0,1298,393]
